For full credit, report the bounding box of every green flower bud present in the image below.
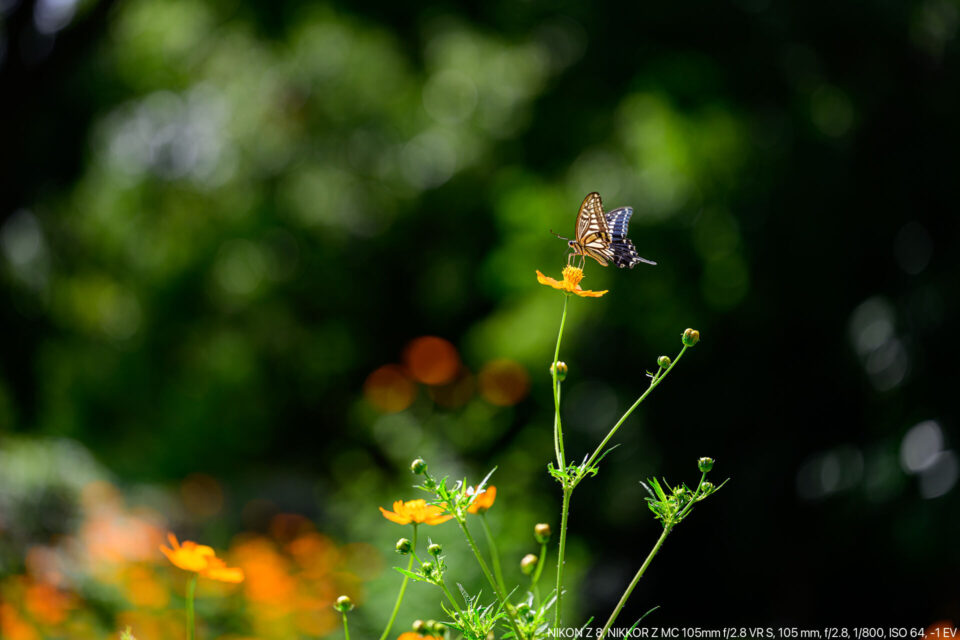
[657,355,671,369]
[516,602,534,621]
[421,561,434,577]
[426,620,438,634]
[432,622,447,636]
[534,522,552,544]
[698,457,714,473]
[427,543,442,556]
[682,328,700,347]
[550,361,568,381]
[413,620,428,634]
[411,458,427,474]
[396,538,412,554]
[699,481,714,498]
[520,553,538,575]
[334,595,354,612]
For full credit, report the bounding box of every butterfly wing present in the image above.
[605,207,657,269]
[575,192,614,266]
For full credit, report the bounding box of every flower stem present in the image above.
[341,611,351,640]
[480,514,507,596]
[379,524,418,640]
[552,295,569,471]
[438,579,467,620]
[553,484,572,629]
[186,574,197,640]
[597,527,671,640]
[531,542,547,607]
[456,517,525,640]
[577,345,688,487]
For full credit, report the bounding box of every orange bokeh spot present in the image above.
[0,604,40,640]
[478,359,530,406]
[404,336,460,385]
[363,365,416,413]
[125,566,170,609]
[24,582,74,626]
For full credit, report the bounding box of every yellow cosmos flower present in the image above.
[536,266,607,298]
[379,499,453,525]
[466,485,496,514]
[160,533,244,583]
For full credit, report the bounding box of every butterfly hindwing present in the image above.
[605,206,657,268]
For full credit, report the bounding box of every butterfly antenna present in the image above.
[550,229,571,241]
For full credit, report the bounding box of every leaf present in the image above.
[393,567,433,584]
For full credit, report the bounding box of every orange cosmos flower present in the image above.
[536,266,607,297]
[467,485,496,514]
[160,533,244,583]
[399,634,441,640]
[379,499,453,525]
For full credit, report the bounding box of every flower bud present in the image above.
[550,361,568,381]
[657,355,671,369]
[520,553,538,575]
[334,595,354,612]
[534,523,552,544]
[698,457,714,473]
[396,538,412,554]
[682,328,700,347]
[413,620,428,634]
[432,622,447,636]
[698,481,714,498]
[411,458,427,474]
[427,543,442,556]
[426,620,438,634]
[420,561,434,577]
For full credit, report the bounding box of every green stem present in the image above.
[457,517,525,640]
[531,542,547,607]
[552,295,569,471]
[577,345,688,487]
[438,579,467,620]
[342,611,351,640]
[379,525,418,640]
[597,527,672,640]
[553,485,572,629]
[480,514,507,596]
[186,574,197,640]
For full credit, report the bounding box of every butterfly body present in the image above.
[564,192,656,269]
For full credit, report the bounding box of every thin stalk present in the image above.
[531,542,548,607]
[553,485,572,629]
[597,527,672,640]
[578,345,688,486]
[552,295,569,471]
[438,579,467,620]
[186,574,197,640]
[341,611,351,640]
[480,514,507,596]
[456,517,525,640]
[379,525,418,640]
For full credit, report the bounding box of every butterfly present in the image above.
[554,192,657,268]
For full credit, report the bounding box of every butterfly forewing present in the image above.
[567,192,656,268]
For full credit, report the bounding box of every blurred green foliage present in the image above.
[2,0,959,630]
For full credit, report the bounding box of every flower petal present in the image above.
[536,270,563,290]
[379,506,411,525]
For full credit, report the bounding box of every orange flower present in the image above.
[399,634,441,640]
[160,533,244,583]
[379,499,452,525]
[467,485,496,514]
[536,266,607,297]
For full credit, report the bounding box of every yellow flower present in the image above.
[466,485,496,514]
[160,533,244,583]
[379,499,453,525]
[536,266,607,297]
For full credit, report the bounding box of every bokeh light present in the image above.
[363,365,416,413]
[478,359,530,406]
[403,336,460,385]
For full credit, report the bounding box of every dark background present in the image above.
[1,0,958,633]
